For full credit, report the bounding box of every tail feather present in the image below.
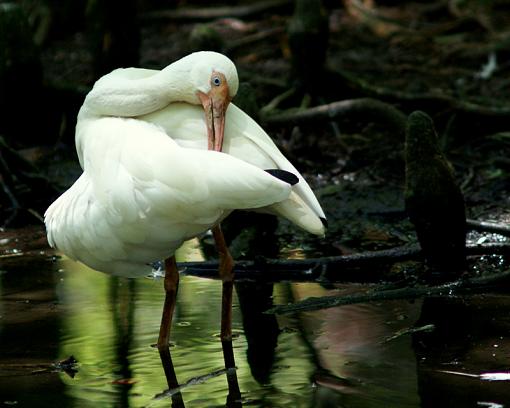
[265,191,325,236]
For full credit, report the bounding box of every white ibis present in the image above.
[45,51,326,356]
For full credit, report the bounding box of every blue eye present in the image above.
[212,76,221,86]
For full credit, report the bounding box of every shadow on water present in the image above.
[2,227,510,407]
[236,281,279,385]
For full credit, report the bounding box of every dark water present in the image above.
[1,231,510,407]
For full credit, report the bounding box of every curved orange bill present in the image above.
[197,75,230,152]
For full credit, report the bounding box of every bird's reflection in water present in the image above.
[222,340,242,408]
[155,210,281,407]
[108,276,186,408]
[154,281,279,407]
[157,340,243,407]
[109,277,136,408]
[158,347,185,408]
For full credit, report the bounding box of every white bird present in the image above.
[45,51,325,354]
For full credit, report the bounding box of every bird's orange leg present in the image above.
[212,224,236,368]
[157,256,180,351]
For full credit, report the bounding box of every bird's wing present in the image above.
[83,116,291,205]
[140,102,326,235]
[47,117,292,276]
[226,104,326,234]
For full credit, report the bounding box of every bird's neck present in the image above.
[82,63,199,118]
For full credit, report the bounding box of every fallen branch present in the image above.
[261,98,407,136]
[267,268,510,315]
[141,0,292,22]
[178,242,510,282]
[178,244,420,282]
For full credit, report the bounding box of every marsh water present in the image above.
[1,228,510,408]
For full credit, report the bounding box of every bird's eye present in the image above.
[212,76,221,86]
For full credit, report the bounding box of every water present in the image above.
[1,246,318,408]
[2,228,510,407]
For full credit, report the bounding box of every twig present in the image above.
[141,0,292,22]
[153,368,228,401]
[381,324,435,344]
[267,269,510,315]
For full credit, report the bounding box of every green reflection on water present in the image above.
[56,242,315,407]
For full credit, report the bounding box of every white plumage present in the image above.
[45,51,325,278]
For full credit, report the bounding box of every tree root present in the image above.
[261,97,407,137]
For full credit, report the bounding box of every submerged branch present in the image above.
[179,244,421,282]
[267,269,510,315]
[153,368,228,400]
[178,242,510,282]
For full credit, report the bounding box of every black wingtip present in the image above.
[265,169,299,186]
[320,217,328,229]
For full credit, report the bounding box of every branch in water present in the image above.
[267,269,510,315]
[177,242,510,283]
